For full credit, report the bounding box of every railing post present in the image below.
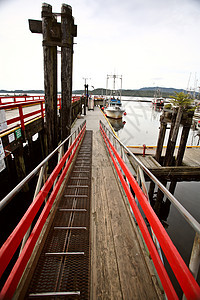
[19,163,48,254]
[41,101,44,119]
[189,232,200,279]
[143,144,146,157]
[18,104,25,131]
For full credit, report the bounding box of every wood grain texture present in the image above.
[91,130,162,299]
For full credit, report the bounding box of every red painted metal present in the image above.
[100,123,200,300]
[142,144,146,157]
[0,95,45,105]
[0,124,86,299]
[0,100,45,134]
[100,125,178,299]
[0,95,80,105]
[18,105,25,131]
[0,96,81,135]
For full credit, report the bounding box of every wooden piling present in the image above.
[42,3,58,154]
[155,117,167,163]
[151,106,194,218]
[61,4,73,143]
[14,145,29,192]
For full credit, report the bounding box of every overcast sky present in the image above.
[0,0,200,91]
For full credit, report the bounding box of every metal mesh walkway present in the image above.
[25,130,92,299]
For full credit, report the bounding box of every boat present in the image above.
[104,74,125,119]
[152,88,164,108]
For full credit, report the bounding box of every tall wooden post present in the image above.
[155,117,167,163]
[42,3,58,154]
[176,125,191,166]
[61,4,73,143]
[29,3,77,154]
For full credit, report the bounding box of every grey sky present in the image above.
[0,0,200,91]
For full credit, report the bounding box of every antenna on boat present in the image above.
[106,74,123,100]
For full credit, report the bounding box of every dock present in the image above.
[1,2,200,297]
[6,107,162,299]
[127,146,200,181]
[1,105,200,299]
[74,110,162,299]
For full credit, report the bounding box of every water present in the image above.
[114,97,200,292]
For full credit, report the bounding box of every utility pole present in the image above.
[83,78,90,115]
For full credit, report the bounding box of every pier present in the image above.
[128,146,200,181]
[0,107,200,299]
[0,3,200,299]
[10,109,162,299]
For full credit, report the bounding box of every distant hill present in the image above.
[73,86,188,98]
[0,86,190,98]
[139,86,187,94]
[0,89,44,94]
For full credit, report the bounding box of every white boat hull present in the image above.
[105,106,125,119]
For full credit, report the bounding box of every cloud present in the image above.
[0,0,200,90]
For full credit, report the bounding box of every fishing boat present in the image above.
[152,88,164,108]
[104,74,125,119]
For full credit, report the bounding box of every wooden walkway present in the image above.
[72,108,163,299]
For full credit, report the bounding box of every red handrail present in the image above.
[100,122,200,300]
[0,95,80,105]
[0,100,45,135]
[0,96,81,135]
[0,95,45,105]
[0,123,86,299]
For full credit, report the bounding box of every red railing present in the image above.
[0,122,86,299]
[100,121,200,300]
[57,95,81,108]
[0,95,45,105]
[0,100,45,133]
[0,96,81,135]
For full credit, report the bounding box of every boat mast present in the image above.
[113,74,116,92]
[106,75,109,98]
[106,74,122,99]
[120,75,122,101]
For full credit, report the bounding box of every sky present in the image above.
[0,0,200,91]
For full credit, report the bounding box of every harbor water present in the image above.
[113,97,200,293]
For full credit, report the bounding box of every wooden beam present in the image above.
[148,166,200,181]
[28,19,42,33]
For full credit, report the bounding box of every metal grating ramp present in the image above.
[26,130,92,299]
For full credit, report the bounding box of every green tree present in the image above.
[170,91,194,109]
[165,92,195,166]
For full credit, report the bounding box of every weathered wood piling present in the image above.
[149,105,194,218]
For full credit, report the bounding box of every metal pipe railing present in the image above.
[100,120,200,299]
[100,120,200,235]
[0,121,86,299]
[0,120,86,211]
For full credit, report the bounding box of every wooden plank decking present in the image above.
[73,108,163,299]
[128,146,200,181]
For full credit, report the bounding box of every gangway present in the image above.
[0,112,200,299]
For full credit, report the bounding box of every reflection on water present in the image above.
[108,118,125,132]
[118,100,200,147]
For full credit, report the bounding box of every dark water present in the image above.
[112,97,200,293]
